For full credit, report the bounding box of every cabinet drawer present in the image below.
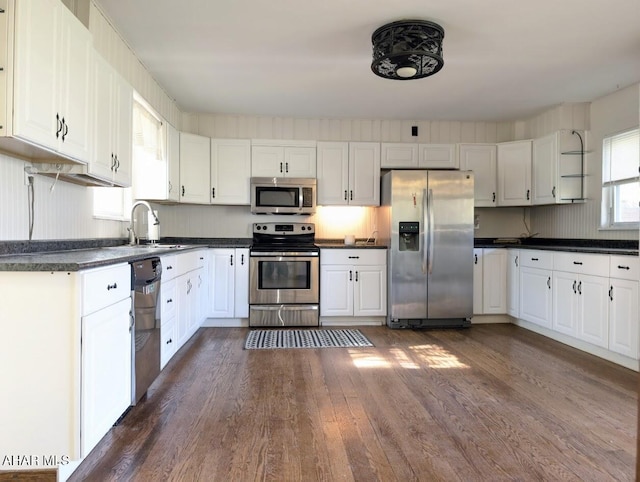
[82,263,131,316]
[162,278,177,321]
[519,250,553,270]
[321,249,387,265]
[610,255,639,281]
[161,254,178,281]
[554,252,609,277]
[160,315,177,369]
[178,250,204,275]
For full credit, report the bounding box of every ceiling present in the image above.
[95,0,640,122]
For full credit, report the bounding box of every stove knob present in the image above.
[301,226,306,231]
[262,225,268,231]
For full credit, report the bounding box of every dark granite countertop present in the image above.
[316,239,387,249]
[474,238,638,256]
[0,237,252,272]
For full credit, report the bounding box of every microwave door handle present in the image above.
[299,188,303,210]
[422,189,428,274]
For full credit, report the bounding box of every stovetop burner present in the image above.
[251,222,317,252]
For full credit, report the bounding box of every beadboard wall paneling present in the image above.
[88,2,181,128]
[529,84,639,240]
[183,113,514,144]
[474,208,532,238]
[0,154,124,241]
[514,103,591,140]
[157,204,377,240]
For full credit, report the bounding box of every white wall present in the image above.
[528,83,639,240]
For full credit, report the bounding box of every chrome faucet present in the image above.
[128,201,160,245]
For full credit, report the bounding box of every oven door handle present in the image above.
[250,253,319,259]
[250,304,319,311]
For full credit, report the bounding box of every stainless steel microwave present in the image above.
[250,177,316,214]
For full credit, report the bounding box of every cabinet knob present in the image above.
[349,270,353,281]
[617,265,630,270]
[526,189,530,200]
[107,283,117,290]
[230,254,234,266]
[167,298,173,304]
[609,286,614,301]
[55,113,62,138]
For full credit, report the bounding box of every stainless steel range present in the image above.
[249,222,319,327]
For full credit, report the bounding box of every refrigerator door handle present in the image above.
[427,188,435,275]
[422,189,428,274]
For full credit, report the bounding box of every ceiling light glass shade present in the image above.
[371,20,445,80]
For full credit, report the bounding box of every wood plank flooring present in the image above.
[68,324,637,482]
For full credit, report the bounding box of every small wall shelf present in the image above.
[559,130,587,202]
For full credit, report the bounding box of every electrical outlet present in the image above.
[24,165,33,185]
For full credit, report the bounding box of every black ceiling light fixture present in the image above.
[371,19,445,80]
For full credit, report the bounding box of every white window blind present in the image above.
[601,128,639,228]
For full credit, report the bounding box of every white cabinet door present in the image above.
[381,143,418,168]
[210,139,251,205]
[160,315,177,369]
[349,142,380,206]
[317,141,349,205]
[320,265,353,316]
[459,144,497,207]
[419,144,458,169]
[284,147,316,177]
[472,249,484,315]
[176,272,194,346]
[519,266,552,327]
[482,249,507,314]
[507,250,520,317]
[576,274,609,348]
[251,145,284,177]
[209,249,236,318]
[609,278,639,358]
[13,0,60,152]
[179,132,211,204]
[13,0,92,162]
[234,249,250,318]
[532,132,557,205]
[92,54,132,186]
[552,271,579,336]
[167,123,181,202]
[251,145,316,177]
[353,265,387,316]
[81,297,132,456]
[497,140,532,206]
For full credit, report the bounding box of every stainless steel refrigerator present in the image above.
[380,170,474,328]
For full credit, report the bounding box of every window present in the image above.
[601,128,639,229]
[93,92,164,220]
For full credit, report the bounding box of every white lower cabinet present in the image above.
[320,249,387,318]
[209,248,250,320]
[81,296,132,456]
[160,250,208,366]
[519,251,553,328]
[608,256,639,358]
[472,248,507,315]
[507,250,520,317]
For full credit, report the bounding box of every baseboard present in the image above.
[471,314,511,324]
[511,317,640,372]
[320,317,386,327]
[201,318,248,328]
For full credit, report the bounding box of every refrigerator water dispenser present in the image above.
[399,222,419,251]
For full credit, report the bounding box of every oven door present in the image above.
[249,253,319,305]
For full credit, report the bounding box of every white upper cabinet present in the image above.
[317,141,380,206]
[419,143,458,169]
[179,132,211,204]
[317,141,350,205]
[349,142,380,206]
[380,143,457,169]
[251,140,316,178]
[381,143,419,168]
[12,0,92,162]
[497,140,532,206]
[210,139,251,205]
[532,130,587,205]
[91,53,132,186]
[459,144,497,207]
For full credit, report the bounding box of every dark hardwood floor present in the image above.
[69,324,637,481]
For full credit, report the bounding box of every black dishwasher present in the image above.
[131,257,162,404]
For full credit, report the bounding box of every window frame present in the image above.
[600,127,639,230]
